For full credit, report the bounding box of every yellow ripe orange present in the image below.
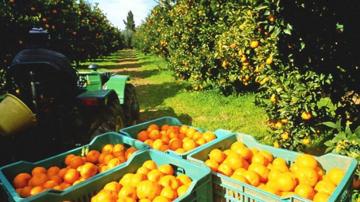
[231,174,248,183]
[276,172,297,192]
[153,139,164,150]
[13,173,31,189]
[149,130,161,140]
[58,168,68,179]
[250,147,259,154]
[30,186,44,196]
[118,185,137,199]
[125,147,137,160]
[177,184,190,197]
[192,132,202,141]
[129,173,146,188]
[223,149,234,156]
[209,149,226,164]
[313,192,330,202]
[79,162,98,179]
[147,124,159,131]
[28,173,48,187]
[139,199,152,202]
[272,158,288,169]
[264,182,280,195]
[43,180,58,189]
[203,131,216,142]
[250,40,259,48]
[137,131,149,142]
[295,154,318,169]
[161,186,178,200]
[86,150,101,164]
[143,160,157,170]
[103,154,115,165]
[268,169,282,182]
[251,153,269,166]
[327,168,345,186]
[144,139,154,147]
[119,173,134,186]
[196,138,207,146]
[69,156,85,169]
[205,159,219,172]
[175,148,186,154]
[113,144,126,157]
[294,184,315,200]
[63,168,80,184]
[186,128,197,138]
[259,151,273,163]
[153,196,171,202]
[224,153,247,170]
[295,167,319,187]
[169,138,182,150]
[159,144,169,152]
[137,166,150,175]
[177,132,185,140]
[176,174,192,186]
[236,147,253,161]
[314,179,336,195]
[248,163,270,183]
[161,134,170,145]
[179,125,189,134]
[136,180,162,200]
[233,168,247,177]
[31,167,46,176]
[158,164,174,175]
[103,181,122,193]
[218,163,233,176]
[147,169,163,182]
[107,158,121,169]
[230,141,245,152]
[182,139,196,151]
[159,175,179,190]
[101,144,114,154]
[243,170,261,187]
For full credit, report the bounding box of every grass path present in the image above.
[86,49,269,138]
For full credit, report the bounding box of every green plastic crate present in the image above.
[188,131,358,202]
[0,132,149,202]
[119,116,233,159]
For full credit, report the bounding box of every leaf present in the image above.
[354,126,360,136]
[321,121,339,130]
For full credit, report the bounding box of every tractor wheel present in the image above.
[90,99,125,139]
[123,84,140,126]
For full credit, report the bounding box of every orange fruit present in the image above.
[129,173,146,187]
[153,196,171,202]
[48,175,62,184]
[205,159,219,172]
[13,173,31,189]
[327,168,344,185]
[58,168,68,179]
[137,166,150,175]
[192,132,202,141]
[186,128,197,138]
[153,139,164,150]
[175,148,186,154]
[159,144,169,152]
[236,147,253,161]
[218,163,233,176]
[259,151,273,163]
[69,156,85,169]
[268,169,282,182]
[32,167,46,176]
[196,138,206,146]
[295,167,319,187]
[102,144,114,154]
[113,144,126,157]
[119,173,134,186]
[203,131,216,142]
[93,190,117,202]
[314,180,336,195]
[148,124,159,131]
[263,182,280,195]
[295,154,318,169]
[86,150,101,163]
[231,174,248,183]
[118,185,137,199]
[161,124,169,131]
[251,153,269,166]
[243,170,261,187]
[224,153,247,170]
[136,180,162,200]
[272,158,288,172]
[63,168,80,184]
[60,182,71,190]
[179,125,189,134]
[248,163,269,183]
[182,139,196,151]
[107,158,122,169]
[294,184,315,200]
[137,131,149,142]
[28,173,48,187]
[143,160,157,170]
[161,134,170,145]
[209,149,226,164]
[233,168,247,177]
[73,178,86,186]
[65,154,76,166]
[313,192,330,202]
[250,147,259,154]
[159,175,179,190]
[79,162,98,179]
[149,130,161,140]
[177,184,189,197]
[158,164,174,175]
[276,172,297,192]
[43,180,58,189]
[169,138,182,150]
[103,181,122,193]
[30,186,44,196]
[47,166,60,177]
[144,139,154,147]
[161,186,178,200]
[147,169,163,182]
[125,147,137,160]
[176,174,192,185]
[139,199,152,202]
[19,186,32,197]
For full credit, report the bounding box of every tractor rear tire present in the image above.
[123,84,140,126]
[90,99,125,139]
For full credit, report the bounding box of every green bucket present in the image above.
[0,94,37,136]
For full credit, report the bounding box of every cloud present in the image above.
[88,0,157,30]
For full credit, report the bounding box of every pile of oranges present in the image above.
[136,124,216,153]
[12,143,137,198]
[91,160,193,202]
[204,141,345,202]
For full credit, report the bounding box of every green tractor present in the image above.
[0,29,139,165]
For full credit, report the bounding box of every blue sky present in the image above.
[87,0,158,30]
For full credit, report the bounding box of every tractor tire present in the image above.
[123,84,140,126]
[90,99,125,140]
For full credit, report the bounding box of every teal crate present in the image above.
[188,132,358,202]
[0,132,149,202]
[120,116,233,159]
[7,149,212,202]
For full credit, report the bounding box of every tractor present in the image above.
[0,28,139,165]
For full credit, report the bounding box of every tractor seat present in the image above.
[9,48,78,86]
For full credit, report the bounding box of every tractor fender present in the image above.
[77,89,118,106]
[104,75,129,104]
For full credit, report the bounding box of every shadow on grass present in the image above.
[140,107,192,125]
[114,69,160,79]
